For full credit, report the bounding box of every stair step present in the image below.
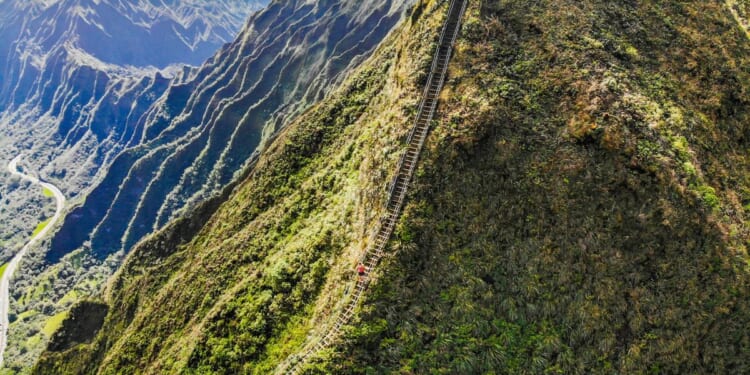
[284,1,466,372]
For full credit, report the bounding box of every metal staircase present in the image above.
[277,1,467,373]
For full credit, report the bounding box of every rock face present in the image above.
[0,0,266,256]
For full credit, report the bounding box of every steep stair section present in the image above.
[278,0,467,373]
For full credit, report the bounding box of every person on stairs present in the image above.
[357,262,367,282]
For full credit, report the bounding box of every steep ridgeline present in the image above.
[48,0,415,263]
[727,0,749,36]
[280,0,466,372]
[0,0,264,371]
[35,0,448,372]
[40,0,750,373]
[0,0,265,107]
[3,0,413,371]
[0,0,265,192]
[322,1,750,373]
[0,0,264,260]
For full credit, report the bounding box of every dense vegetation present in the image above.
[0,180,55,261]
[320,0,750,373]
[37,0,750,373]
[6,0,410,371]
[0,177,61,375]
[35,1,445,372]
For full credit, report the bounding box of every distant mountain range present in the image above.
[0,0,266,369]
[47,0,413,261]
[37,0,750,373]
[0,0,265,73]
[0,0,266,197]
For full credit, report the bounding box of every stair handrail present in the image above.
[405,0,461,146]
[276,1,467,373]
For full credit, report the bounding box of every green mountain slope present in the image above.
[323,1,750,373]
[34,1,447,373]
[37,0,750,374]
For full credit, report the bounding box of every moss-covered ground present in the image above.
[31,219,51,238]
[42,312,69,337]
[42,187,54,198]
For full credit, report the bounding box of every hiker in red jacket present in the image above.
[357,262,366,281]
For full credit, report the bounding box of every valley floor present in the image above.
[1,156,66,368]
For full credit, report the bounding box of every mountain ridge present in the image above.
[33,0,443,371]
[1,0,415,371]
[0,0,265,370]
[47,0,414,263]
[35,0,750,373]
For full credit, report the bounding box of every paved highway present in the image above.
[0,156,66,367]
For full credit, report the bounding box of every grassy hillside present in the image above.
[34,0,447,373]
[37,0,750,374]
[318,0,750,374]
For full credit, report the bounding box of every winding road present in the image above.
[0,156,66,367]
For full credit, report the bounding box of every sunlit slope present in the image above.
[2,1,412,372]
[48,0,414,263]
[35,1,444,373]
